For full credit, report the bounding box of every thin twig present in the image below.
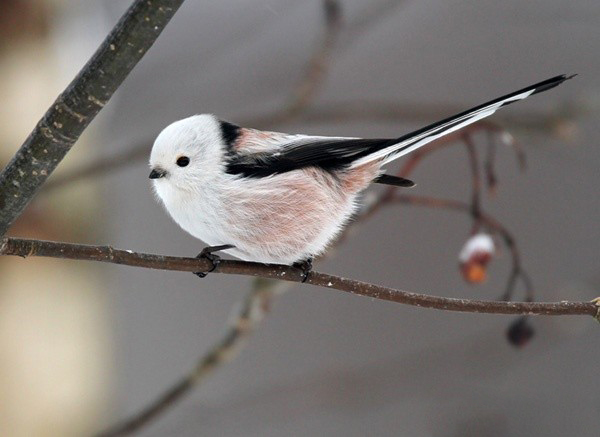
[342,0,409,48]
[0,0,185,236]
[463,134,482,230]
[243,0,342,127]
[0,237,596,317]
[484,130,498,195]
[284,0,342,117]
[389,193,533,302]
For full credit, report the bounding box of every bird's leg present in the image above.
[293,257,313,283]
[194,244,235,278]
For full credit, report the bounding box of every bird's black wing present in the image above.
[226,75,573,178]
[226,137,397,177]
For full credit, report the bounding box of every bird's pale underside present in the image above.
[149,75,573,265]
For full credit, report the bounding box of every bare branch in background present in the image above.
[242,0,342,126]
[96,278,283,437]
[43,140,150,193]
[342,0,409,47]
[484,130,499,194]
[463,134,483,229]
[284,0,342,117]
[0,0,186,236]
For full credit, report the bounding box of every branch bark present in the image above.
[0,0,185,236]
[1,237,597,317]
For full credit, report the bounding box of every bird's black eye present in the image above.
[176,156,190,167]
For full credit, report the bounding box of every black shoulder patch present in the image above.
[219,120,241,149]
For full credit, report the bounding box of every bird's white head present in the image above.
[149,114,226,195]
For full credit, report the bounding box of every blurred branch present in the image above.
[244,0,342,126]
[1,237,597,317]
[0,0,185,236]
[296,100,581,137]
[43,141,150,193]
[97,278,284,437]
[284,0,342,117]
[463,134,482,229]
[341,0,409,47]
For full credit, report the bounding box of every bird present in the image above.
[149,74,573,278]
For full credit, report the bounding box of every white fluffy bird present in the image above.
[149,75,572,274]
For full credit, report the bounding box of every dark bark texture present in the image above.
[0,0,185,236]
[1,237,597,317]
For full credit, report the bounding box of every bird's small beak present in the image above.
[149,168,167,179]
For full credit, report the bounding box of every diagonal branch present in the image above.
[96,278,282,437]
[0,0,186,236]
[1,237,597,317]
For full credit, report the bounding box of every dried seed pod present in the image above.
[459,233,495,284]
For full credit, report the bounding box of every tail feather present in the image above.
[350,74,575,168]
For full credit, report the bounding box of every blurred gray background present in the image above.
[3,0,600,436]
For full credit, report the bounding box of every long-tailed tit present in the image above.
[149,75,573,275]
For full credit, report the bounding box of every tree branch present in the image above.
[97,278,283,437]
[1,237,597,317]
[0,0,185,236]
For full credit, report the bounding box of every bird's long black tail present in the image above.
[350,74,575,169]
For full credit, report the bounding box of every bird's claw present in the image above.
[194,244,235,278]
[293,258,313,283]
